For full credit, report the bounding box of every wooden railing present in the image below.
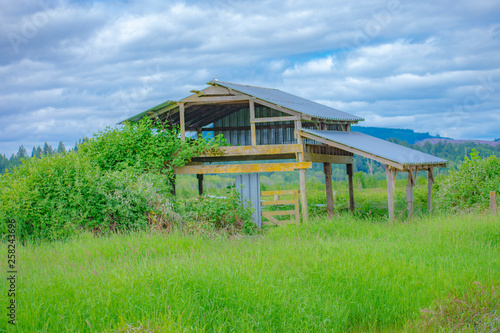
[261,190,300,225]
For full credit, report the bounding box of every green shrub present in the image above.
[78,117,224,181]
[435,149,500,212]
[178,189,255,235]
[0,153,179,242]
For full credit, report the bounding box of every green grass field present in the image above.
[2,213,499,332]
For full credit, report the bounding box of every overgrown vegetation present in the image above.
[0,118,255,242]
[435,149,500,213]
[4,213,498,332]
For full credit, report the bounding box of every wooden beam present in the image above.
[295,119,308,222]
[179,103,185,141]
[201,144,303,157]
[427,167,434,213]
[303,153,353,164]
[198,86,238,96]
[249,100,257,146]
[321,122,334,216]
[299,129,405,170]
[182,95,250,104]
[175,162,312,175]
[403,164,447,171]
[255,99,311,120]
[407,168,414,218]
[385,165,394,222]
[346,163,355,212]
[324,162,334,216]
[261,190,298,196]
[197,174,204,196]
[250,116,299,123]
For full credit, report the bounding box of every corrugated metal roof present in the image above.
[212,80,364,122]
[302,129,448,167]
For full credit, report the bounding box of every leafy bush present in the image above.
[435,149,500,212]
[178,189,255,236]
[0,153,164,241]
[78,117,223,180]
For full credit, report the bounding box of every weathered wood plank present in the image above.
[303,153,353,164]
[427,167,434,213]
[251,116,299,123]
[179,103,185,141]
[250,100,257,146]
[182,95,250,103]
[385,165,394,222]
[261,200,296,206]
[295,120,309,222]
[261,190,299,196]
[262,210,296,216]
[197,174,203,196]
[175,162,312,175]
[407,169,414,218]
[322,121,334,216]
[324,162,334,216]
[255,99,311,120]
[347,163,355,212]
[201,144,303,157]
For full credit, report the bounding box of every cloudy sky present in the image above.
[1,0,499,156]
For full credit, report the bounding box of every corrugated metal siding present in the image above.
[213,106,298,146]
[236,173,261,227]
[212,106,346,146]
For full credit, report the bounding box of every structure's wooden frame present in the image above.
[261,190,300,225]
[175,162,312,175]
[164,82,447,225]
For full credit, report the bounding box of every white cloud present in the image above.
[0,0,499,156]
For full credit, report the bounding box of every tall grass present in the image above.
[2,213,499,332]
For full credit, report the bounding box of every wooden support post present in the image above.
[385,165,394,222]
[320,122,334,216]
[346,163,355,212]
[427,167,434,213]
[324,162,334,216]
[407,168,415,218]
[296,119,308,222]
[196,128,202,140]
[197,174,203,196]
[491,191,497,215]
[249,99,256,146]
[179,103,185,141]
[171,175,176,196]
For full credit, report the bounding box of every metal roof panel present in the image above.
[302,129,448,166]
[212,80,364,122]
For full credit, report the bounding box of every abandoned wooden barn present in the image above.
[123,80,447,225]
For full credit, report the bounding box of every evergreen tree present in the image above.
[43,142,54,156]
[0,154,8,174]
[56,141,66,154]
[36,146,43,158]
[16,145,28,159]
[31,147,36,158]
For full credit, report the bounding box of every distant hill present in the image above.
[415,138,500,147]
[351,126,446,144]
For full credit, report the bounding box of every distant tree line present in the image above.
[0,138,88,174]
